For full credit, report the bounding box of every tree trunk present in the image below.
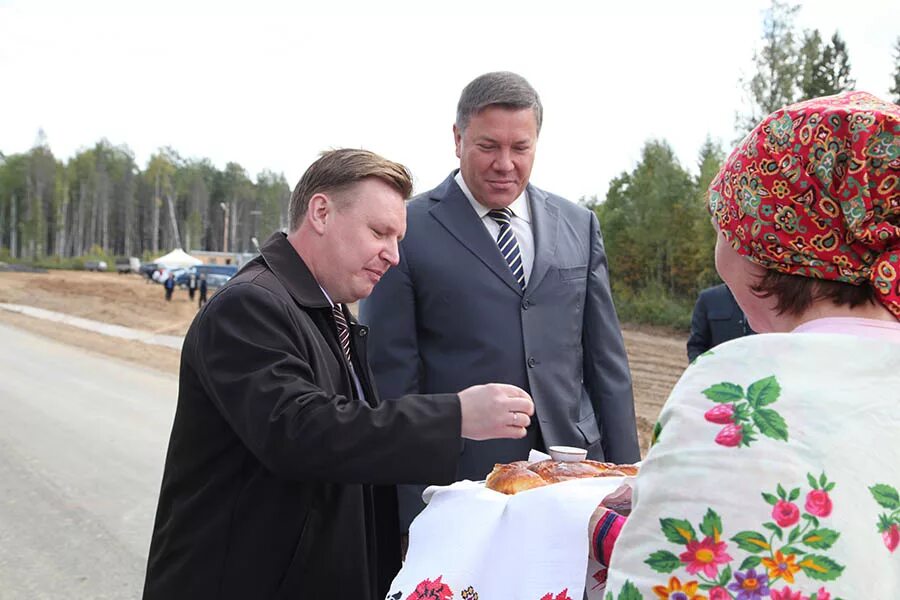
[89,180,98,253]
[10,195,17,259]
[75,182,86,255]
[124,171,134,257]
[166,193,182,249]
[152,171,160,254]
[229,198,237,254]
[57,181,68,258]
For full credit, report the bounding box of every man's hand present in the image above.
[458,383,534,440]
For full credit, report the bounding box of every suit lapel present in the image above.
[526,185,559,293]
[429,174,524,295]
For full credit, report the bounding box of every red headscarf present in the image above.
[709,91,900,317]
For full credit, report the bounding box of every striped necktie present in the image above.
[332,304,352,364]
[487,207,526,290]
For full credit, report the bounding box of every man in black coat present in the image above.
[143,149,534,600]
[686,283,754,361]
[197,273,208,308]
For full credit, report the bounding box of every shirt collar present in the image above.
[454,171,531,223]
[319,285,336,308]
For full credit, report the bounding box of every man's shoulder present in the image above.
[210,260,292,310]
[406,189,438,216]
[529,183,592,219]
[701,284,730,301]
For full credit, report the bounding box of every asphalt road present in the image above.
[0,322,177,599]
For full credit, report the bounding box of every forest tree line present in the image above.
[0,137,291,264]
[1,2,898,327]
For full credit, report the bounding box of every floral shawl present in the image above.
[604,332,900,600]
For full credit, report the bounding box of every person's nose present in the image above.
[492,148,514,173]
[382,238,400,267]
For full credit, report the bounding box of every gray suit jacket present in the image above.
[360,173,639,530]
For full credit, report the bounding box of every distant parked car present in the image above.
[115,256,141,274]
[176,264,239,288]
[205,273,233,288]
[84,260,108,272]
[139,262,159,281]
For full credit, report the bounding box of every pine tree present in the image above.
[824,32,855,94]
[738,0,801,132]
[799,30,855,100]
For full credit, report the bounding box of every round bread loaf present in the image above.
[583,460,638,477]
[527,459,610,483]
[484,459,638,494]
[484,461,548,495]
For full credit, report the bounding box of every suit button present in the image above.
[522,299,531,310]
[527,357,536,368]
[358,327,368,337]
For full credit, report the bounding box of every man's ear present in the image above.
[307,193,331,235]
[453,124,462,160]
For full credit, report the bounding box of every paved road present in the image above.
[0,323,177,599]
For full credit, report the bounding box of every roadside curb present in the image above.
[0,303,185,351]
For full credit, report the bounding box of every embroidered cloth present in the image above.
[604,333,900,599]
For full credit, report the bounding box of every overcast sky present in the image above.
[1,0,898,201]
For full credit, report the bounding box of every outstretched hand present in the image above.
[458,383,535,441]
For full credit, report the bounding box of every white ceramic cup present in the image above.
[548,445,588,462]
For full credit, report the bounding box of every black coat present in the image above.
[686,283,754,361]
[143,232,461,600]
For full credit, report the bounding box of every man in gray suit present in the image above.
[360,71,639,533]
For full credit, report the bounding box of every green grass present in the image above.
[612,282,693,331]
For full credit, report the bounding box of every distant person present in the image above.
[142,148,534,599]
[163,273,175,302]
[686,282,754,361]
[187,272,198,301]
[360,71,639,535]
[197,274,208,308]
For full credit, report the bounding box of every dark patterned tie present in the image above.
[332,304,352,364]
[487,208,526,290]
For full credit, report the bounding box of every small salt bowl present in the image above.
[548,445,588,462]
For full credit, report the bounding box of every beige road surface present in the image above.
[0,321,176,599]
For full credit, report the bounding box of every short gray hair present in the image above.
[455,71,543,134]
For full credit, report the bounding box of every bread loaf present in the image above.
[484,459,637,495]
[484,461,548,494]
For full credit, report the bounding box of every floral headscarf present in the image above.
[708,91,900,317]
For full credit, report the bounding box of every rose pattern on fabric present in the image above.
[869,483,900,553]
[627,473,843,600]
[804,490,833,518]
[702,376,788,448]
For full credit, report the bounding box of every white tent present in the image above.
[153,248,203,268]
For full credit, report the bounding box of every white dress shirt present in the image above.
[454,171,535,286]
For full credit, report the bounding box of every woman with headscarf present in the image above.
[597,92,900,599]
